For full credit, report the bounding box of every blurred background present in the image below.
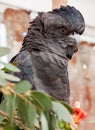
[0,0,95,129]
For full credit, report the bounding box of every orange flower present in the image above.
[73,101,87,124]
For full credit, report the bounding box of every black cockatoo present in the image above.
[1,5,85,103]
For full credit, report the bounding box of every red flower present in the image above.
[73,101,87,124]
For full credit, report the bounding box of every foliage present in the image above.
[0,47,78,130]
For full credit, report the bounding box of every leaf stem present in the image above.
[0,110,30,130]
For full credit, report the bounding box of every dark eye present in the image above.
[66,54,72,59]
[74,47,78,52]
[33,48,40,51]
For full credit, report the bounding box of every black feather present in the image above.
[0,5,85,103]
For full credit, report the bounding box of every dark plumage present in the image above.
[1,5,85,103]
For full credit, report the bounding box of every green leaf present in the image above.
[0,98,8,113]
[52,101,73,123]
[0,75,7,86]
[0,115,4,123]
[0,47,10,57]
[14,80,32,93]
[0,71,20,82]
[0,95,16,123]
[32,91,52,109]
[27,105,36,128]
[16,96,36,128]
[49,113,57,130]
[3,125,20,130]
[6,95,16,122]
[44,111,57,130]
[40,113,49,130]
[1,62,20,72]
[34,116,40,129]
[60,101,74,114]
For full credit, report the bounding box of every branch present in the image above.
[0,110,30,130]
